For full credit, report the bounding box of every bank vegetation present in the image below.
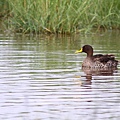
[1,0,120,34]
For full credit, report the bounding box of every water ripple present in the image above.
[0,35,120,120]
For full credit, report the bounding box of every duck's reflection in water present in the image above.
[80,67,118,86]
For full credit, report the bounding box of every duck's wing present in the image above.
[93,54,117,63]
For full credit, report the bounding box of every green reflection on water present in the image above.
[1,31,120,70]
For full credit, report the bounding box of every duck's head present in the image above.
[75,45,93,57]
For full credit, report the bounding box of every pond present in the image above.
[0,31,120,120]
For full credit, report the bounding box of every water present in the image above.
[0,31,120,120]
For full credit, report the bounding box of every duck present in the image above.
[75,45,118,69]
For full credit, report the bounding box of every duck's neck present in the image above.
[87,51,93,57]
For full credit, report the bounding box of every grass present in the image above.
[1,0,120,34]
[0,0,9,18]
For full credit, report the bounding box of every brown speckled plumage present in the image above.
[75,45,118,68]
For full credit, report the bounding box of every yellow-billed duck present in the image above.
[75,45,118,68]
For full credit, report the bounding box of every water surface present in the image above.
[0,31,120,120]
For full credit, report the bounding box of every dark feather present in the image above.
[93,54,118,63]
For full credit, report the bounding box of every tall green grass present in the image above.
[4,0,120,33]
[0,0,9,18]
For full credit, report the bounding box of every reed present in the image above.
[4,0,120,33]
[0,0,9,18]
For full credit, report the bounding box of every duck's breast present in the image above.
[82,58,93,68]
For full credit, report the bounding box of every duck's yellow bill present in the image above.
[75,48,83,54]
